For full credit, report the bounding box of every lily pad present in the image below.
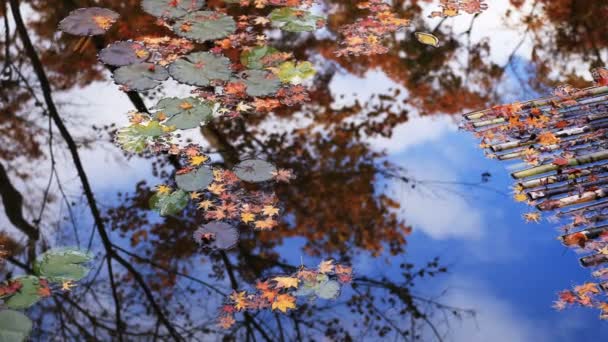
[173,11,236,43]
[0,310,33,342]
[113,63,169,91]
[115,121,171,153]
[239,70,281,97]
[150,190,189,216]
[240,46,280,70]
[193,222,238,250]
[294,274,341,300]
[155,96,214,129]
[142,0,205,19]
[59,7,119,36]
[233,159,276,182]
[33,248,93,283]
[175,166,214,191]
[99,41,149,66]
[168,52,232,87]
[3,276,44,310]
[268,7,325,32]
[276,61,316,84]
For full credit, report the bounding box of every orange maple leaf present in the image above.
[271,294,296,313]
[230,291,249,311]
[538,132,559,146]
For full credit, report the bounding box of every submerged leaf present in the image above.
[142,0,205,19]
[59,7,119,36]
[168,52,232,87]
[233,159,277,182]
[268,8,324,32]
[193,221,239,250]
[150,189,189,216]
[33,248,93,283]
[113,63,169,91]
[173,11,236,42]
[240,46,280,70]
[98,41,149,66]
[276,61,316,84]
[0,310,33,342]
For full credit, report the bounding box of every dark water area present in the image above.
[1,0,608,341]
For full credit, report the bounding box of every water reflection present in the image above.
[1,0,608,341]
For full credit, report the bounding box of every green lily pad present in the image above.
[276,61,316,84]
[239,70,281,97]
[175,166,214,191]
[99,41,149,66]
[268,7,325,32]
[172,11,236,43]
[115,121,171,153]
[293,274,340,299]
[168,52,232,87]
[154,96,214,129]
[3,276,44,310]
[33,248,93,283]
[240,46,280,70]
[142,0,205,19]
[0,310,33,342]
[233,159,276,182]
[113,63,169,91]
[150,190,189,216]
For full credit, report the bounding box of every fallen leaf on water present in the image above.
[414,32,439,47]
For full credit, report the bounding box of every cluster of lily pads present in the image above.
[57,1,323,253]
[0,249,92,341]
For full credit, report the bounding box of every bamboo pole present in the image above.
[560,225,608,246]
[580,253,608,268]
[520,163,608,189]
[537,188,608,211]
[557,199,608,217]
[528,176,608,200]
[464,86,608,121]
[512,150,608,179]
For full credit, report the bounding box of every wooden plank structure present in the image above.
[462,68,608,316]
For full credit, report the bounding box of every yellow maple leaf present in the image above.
[254,218,277,230]
[523,212,541,223]
[190,191,201,200]
[61,281,77,292]
[156,185,172,195]
[230,291,249,311]
[208,183,226,195]
[198,200,214,211]
[272,276,299,289]
[241,211,255,223]
[190,155,208,166]
[514,193,528,202]
[271,294,296,313]
[262,205,279,217]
